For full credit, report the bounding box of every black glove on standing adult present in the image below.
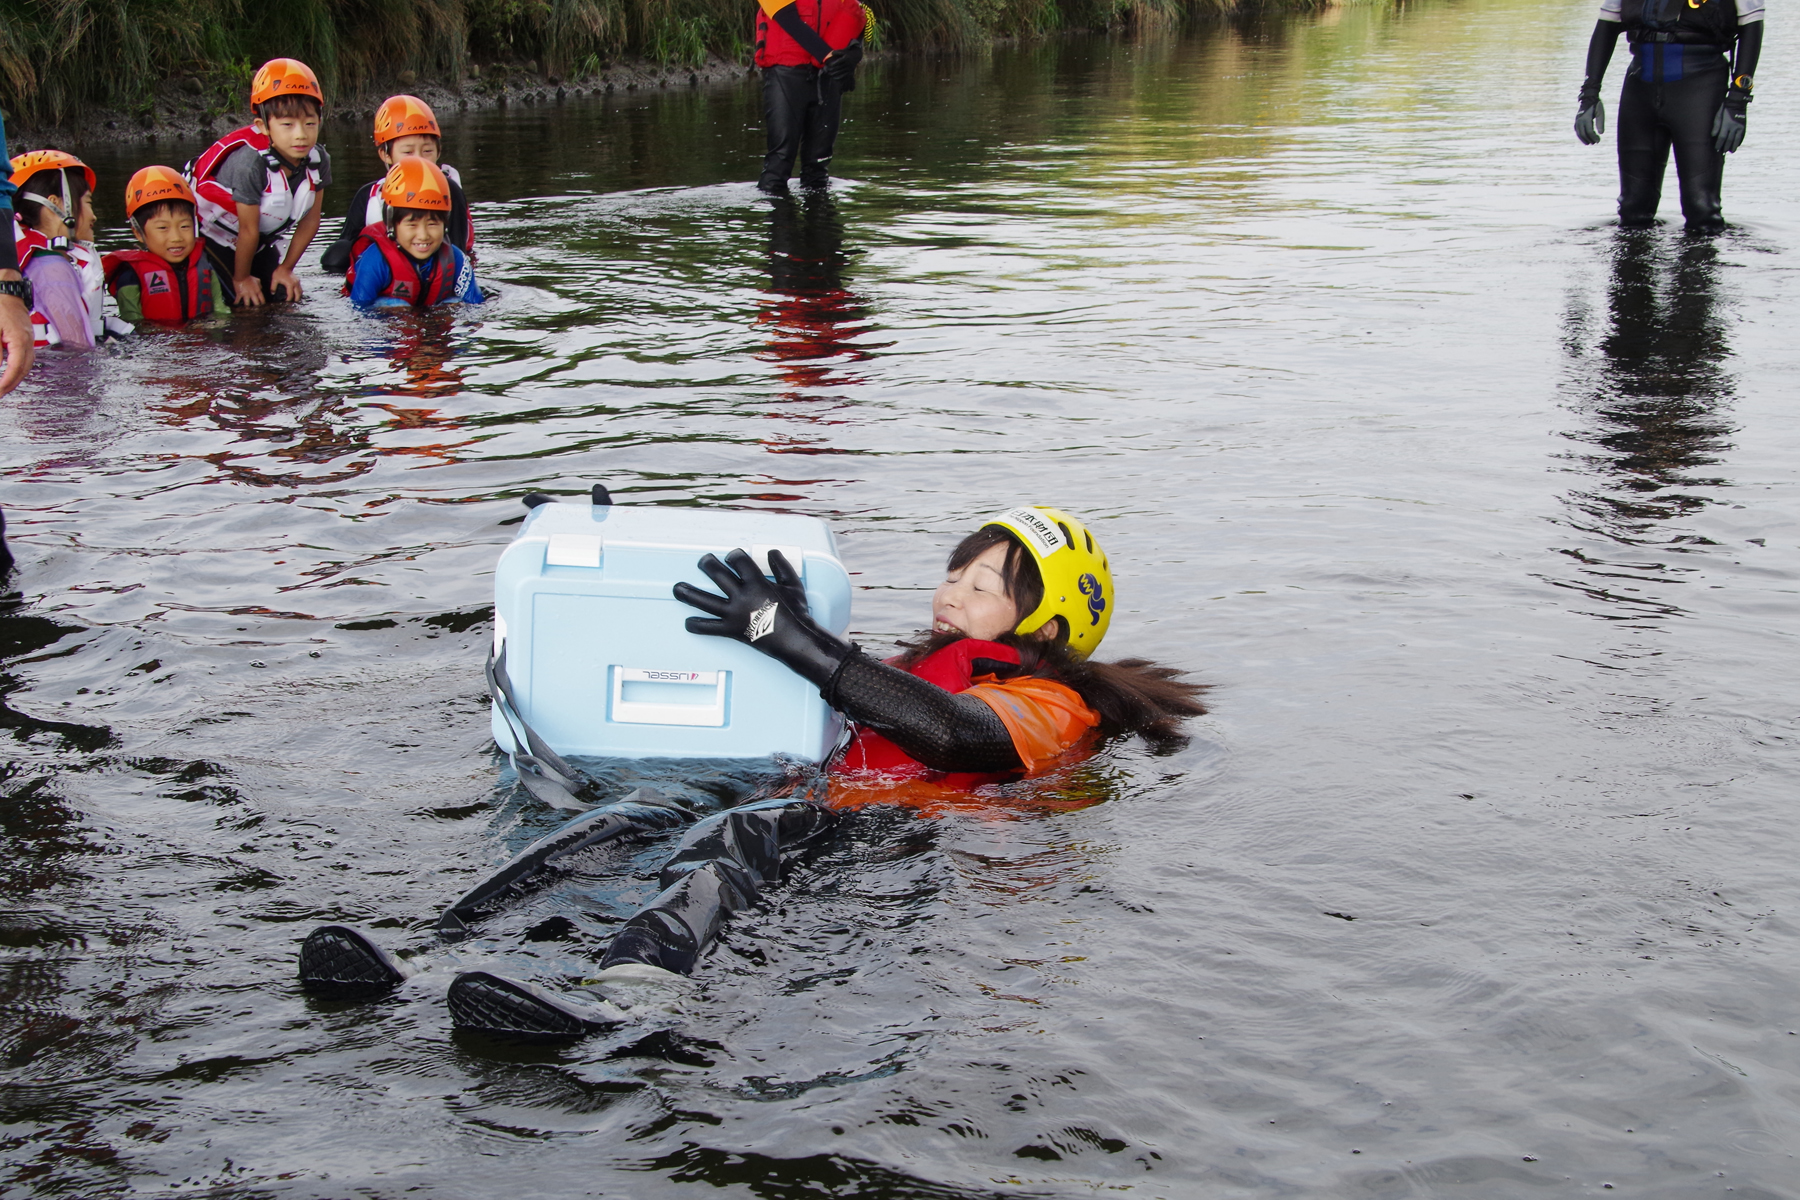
[1575,92,1607,146]
[1712,84,1750,153]
[825,39,863,90]
[674,549,851,690]
[1574,19,1622,146]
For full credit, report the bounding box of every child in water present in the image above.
[320,95,473,273]
[300,507,1204,1035]
[104,167,228,324]
[189,58,331,308]
[10,150,104,348]
[344,159,483,309]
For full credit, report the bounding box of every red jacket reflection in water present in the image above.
[829,637,1101,814]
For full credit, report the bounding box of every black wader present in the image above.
[1618,47,1729,231]
[760,65,843,192]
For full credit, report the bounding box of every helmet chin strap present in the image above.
[19,168,75,231]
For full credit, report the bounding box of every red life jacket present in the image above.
[343,223,454,308]
[754,0,866,68]
[102,249,215,322]
[188,126,322,251]
[833,638,1022,785]
[13,223,67,266]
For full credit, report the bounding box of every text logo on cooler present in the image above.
[620,668,720,685]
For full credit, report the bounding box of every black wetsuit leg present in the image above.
[1617,57,1729,232]
[761,66,812,190]
[798,73,844,189]
[600,797,838,974]
[761,66,843,191]
[0,508,13,576]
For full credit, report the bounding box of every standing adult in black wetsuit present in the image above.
[1574,0,1765,233]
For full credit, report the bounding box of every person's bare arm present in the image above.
[234,203,265,307]
[271,204,323,301]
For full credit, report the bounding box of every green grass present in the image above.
[0,0,1314,123]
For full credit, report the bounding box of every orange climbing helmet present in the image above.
[373,95,441,146]
[251,58,323,109]
[379,159,452,217]
[124,166,196,220]
[8,149,96,192]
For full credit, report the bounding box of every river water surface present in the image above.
[6,0,1800,1195]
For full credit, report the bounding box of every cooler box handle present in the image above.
[611,667,729,727]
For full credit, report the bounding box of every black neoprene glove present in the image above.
[1713,85,1750,153]
[825,39,863,90]
[1575,90,1606,146]
[674,549,851,690]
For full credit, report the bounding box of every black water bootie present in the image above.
[298,925,408,999]
[447,971,623,1038]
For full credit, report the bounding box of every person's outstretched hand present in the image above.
[674,549,848,689]
[0,274,35,395]
[1575,95,1606,145]
[1712,87,1749,153]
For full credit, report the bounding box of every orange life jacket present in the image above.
[828,638,1101,810]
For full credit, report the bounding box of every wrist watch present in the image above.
[0,278,32,308]
[1733,73,1754,92]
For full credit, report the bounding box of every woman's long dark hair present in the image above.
[895,526,1208,743]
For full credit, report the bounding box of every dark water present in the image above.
[7,1,1800,1194]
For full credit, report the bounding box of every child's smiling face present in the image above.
[394,211,447,261]
[933,542,1022,642]
[137,208,196,264]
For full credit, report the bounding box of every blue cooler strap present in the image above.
[487,644,596,809]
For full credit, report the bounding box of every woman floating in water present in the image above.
[300,506,1206,1036]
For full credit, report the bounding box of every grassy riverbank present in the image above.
[0,0,1321,129]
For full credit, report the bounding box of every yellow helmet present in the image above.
[980,505,1113,660]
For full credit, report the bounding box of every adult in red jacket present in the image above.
[755,0,867,191]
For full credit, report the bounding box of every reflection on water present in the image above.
[1551,231,1739,625]
[760,195,875,398]
[1561,233,1736,544]
[4,0,1800,1195]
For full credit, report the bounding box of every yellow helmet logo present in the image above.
[981,505,1114,660]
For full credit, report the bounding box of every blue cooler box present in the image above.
[491,501,852,762]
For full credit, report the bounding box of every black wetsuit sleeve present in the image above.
[1733,20,1763,81]
[771,1,835,64]
[828,651,1023,773]
[448,179,472,255]
[1581,20,1624,103]
[319,181,375,274]
[0,229,16,273]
